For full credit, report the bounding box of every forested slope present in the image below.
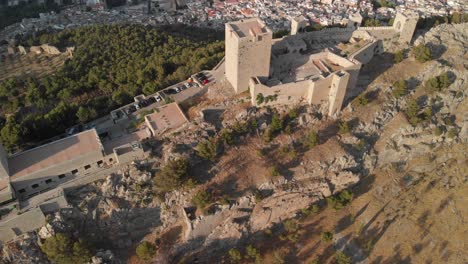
[0,24,224,152]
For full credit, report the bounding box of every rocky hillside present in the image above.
[1,23,467,264]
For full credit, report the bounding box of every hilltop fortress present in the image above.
[225,12,418,116]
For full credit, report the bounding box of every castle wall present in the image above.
[308,77,332,105]
[249,77,311,106]
[348,40,382,65]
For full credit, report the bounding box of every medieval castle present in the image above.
[224,12,419,116]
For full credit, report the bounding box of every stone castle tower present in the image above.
[225,18,273,93]
[393,12,419,44]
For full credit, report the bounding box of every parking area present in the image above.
[59,70,218,148]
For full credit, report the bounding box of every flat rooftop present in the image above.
[145,102,188,136]
[227,18,270,38]
[8,129,102,179]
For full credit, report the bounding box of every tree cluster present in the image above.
[425,72,452,93]
[40,233,92,264]
[0,24,224,151]
[413,44,432,63]
[153,157,190,193]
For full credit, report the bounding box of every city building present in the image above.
[0,127,147,203]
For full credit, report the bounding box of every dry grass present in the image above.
[0,53,67,81]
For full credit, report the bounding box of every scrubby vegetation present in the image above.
[392,80,408,98]
[41,233,92,264]
[321,231,334,242]
[393,50,405,63]
[192,190,213,211]
[154,158,190,193]
[413,44,432,63]
[196,139,219,161]
[0,24,224,151]
[135,241,157,261]
[425,72,452,93]
[327,190,353,210]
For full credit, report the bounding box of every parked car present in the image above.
[154,95,162,102]
[134,102,141,110]
[67,124,83,136]
[147,97,156,104]
[202,79,210,85]
[140,100,149,107]
[84,123,96,130]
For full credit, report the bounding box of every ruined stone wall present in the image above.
[300,27,355,43]
[348,40,382,65]
[40,44,61,55]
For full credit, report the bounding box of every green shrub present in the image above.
[425,72,452,93]
[392,80,407,98]
[335,251,352,264]
[192,190,212,210]
[220,128,234,146]
[254,189,264,202]
[287,107,299,119]
[41,233,92,264]
[338,120,351,134]
[154,158,189,192]
[136,241,156,261]
[447,128,458,138]
[246,245,260,260]
[228,248,242,262]
[354,93,369,106]
[270,166,280,177]
[393,50,405,63]
[263,129,273,143]
[283,219,299,233]
[413,44,432,63]
[270,113,283,133]
[434,126,443,136]
[256,93,265,105]
[405,99,421,126]
[321,231,333,242]
[196,139,219,161]
[303,130,319,149]
[327,190,353,210]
